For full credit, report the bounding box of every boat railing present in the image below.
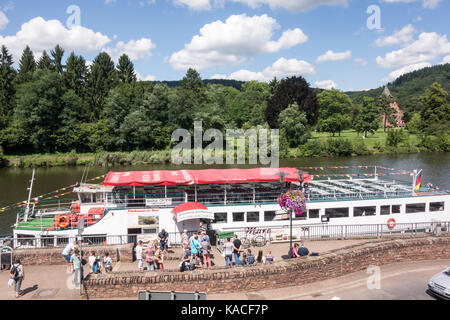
[102,187,416,209]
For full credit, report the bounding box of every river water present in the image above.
[0,153,449,235]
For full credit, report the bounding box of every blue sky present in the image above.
[0,0,449,91]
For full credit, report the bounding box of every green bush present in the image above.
[352,139,373,156]
[296,140,325,157]
[325,138,353,157]
[386,128,407,148]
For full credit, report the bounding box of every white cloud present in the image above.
[230,0,348,12]
[354,58,367,66]
[413,16,422,22]
[0,11,9,30]
[382,0,443,9]
[136,71,156,81]
[173,0,212,10]
[169,14,308,70]
[0,17,156,64]
[441,55,450,64]
[105,0,117,4]
[383,62,431,82]
[376,32,450,69]
[0,17,111,62]
[315,80,337,89]
[373,24,416,47]
[105,38,156,62]
[216,57,315,82]
[316,50,352,63]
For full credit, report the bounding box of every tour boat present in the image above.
[11,167,450,248]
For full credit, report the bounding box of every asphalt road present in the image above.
[209,259,450,300]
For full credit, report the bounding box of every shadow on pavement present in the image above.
[20,284,39,297]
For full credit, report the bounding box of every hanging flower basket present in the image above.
[277,190,307,216]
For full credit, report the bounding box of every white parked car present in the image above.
[428,267,450,300]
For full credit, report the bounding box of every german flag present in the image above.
[414,170,422,191]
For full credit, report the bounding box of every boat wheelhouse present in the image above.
[12,167,450,247]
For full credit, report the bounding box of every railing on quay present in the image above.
[3,221,449,250]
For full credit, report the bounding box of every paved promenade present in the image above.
[0,239,392,300]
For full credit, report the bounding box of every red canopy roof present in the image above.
[103,167,312,187]
[171,202,208,214]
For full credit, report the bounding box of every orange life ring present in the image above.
[57,215,70,229]
[387,218,396,229]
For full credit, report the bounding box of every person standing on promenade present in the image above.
[181,230,189,248]
[135,240,144,272]
[158,229,169,254]
[223,238,234,267]
[145,243,156,271]
[70,249,83,288]
[232,234,242,266]
[190,234,202,268]
[10,257,24,298]
[201,234,212,269]
[62,240,78,273]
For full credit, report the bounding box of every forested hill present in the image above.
[346,63,450,106]
[151,79,245,90]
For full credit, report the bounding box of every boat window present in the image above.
[247,211,260,222]
[325,207,349,218]
[232,212,245,222]
[380,205,390,215]
[143,228,157,234]
[264,211,276,222]
[308,209,319,219]
[354,206,376,217]
[406,203,426,214]
[430,202,444,212]
[80,193,91,204]
[392,205,401,214]
[213,212,228,224]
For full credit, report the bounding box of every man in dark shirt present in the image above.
[232,234,242,265]
[158,229,169,254]
[297,244,310,257]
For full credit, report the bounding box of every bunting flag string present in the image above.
[0,174,106,213]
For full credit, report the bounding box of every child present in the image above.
[92,256,101,274]
[155,247,164,270]
[103,252,113,273]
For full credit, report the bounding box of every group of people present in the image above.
[180,229,212,272]
[135,239,166,272]
[223,235,275,267]
[62,240,114,288]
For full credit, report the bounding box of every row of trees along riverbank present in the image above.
[0,44,449,167]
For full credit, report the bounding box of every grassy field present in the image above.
[310,129,421,147]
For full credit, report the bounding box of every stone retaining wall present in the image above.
[13,243,134,265]
[82,236,450,299]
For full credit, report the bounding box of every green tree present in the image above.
[265,76,319,128]
[0,45,16,131]
[63,52,88,95]
[278,103,310,147]
[353,97,381,137]
[117,54,137,84]
[37,50,52,70]
[50,44,65,74]
[407,113,422,134]
[85,52,118,121]
[317,89,352,136]
[16,46,36,84]
[378,93,395,132]
[420,82,450,135]
[13,70,65,152]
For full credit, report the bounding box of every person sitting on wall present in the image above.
[245,249,255,266]
[297,243,310,257]
[291,243,301,258]
[180,245,192,272]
